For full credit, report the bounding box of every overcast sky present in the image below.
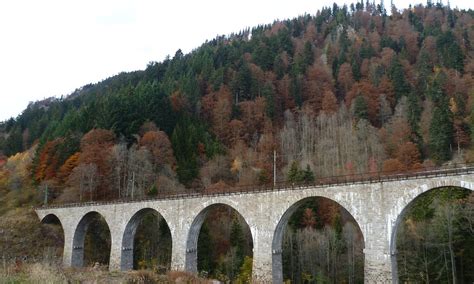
[0,0,472,121]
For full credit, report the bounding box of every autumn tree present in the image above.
[78,129,115,200]
[140,130,176,172]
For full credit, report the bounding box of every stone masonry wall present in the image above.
[36,173,474,283]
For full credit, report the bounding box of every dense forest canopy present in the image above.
[0,1,474,201]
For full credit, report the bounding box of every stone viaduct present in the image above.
[35,167,474,283]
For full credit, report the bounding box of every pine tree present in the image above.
[230,220,245,279]
[288,161,300,183]
[353,96,369,121]
[303,165,315,183]
[429,102,453,163]
[197,223,214,274]
[389,56,411,101]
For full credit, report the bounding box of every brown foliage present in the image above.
[396,142,421,170]
[346,80,380,125]
[301,208,317,228]
[382,159,405,173]
[238,97,266,142]
[337,63,354,94]
[170,91,189,113]
[140,130,176,170]
[321,90,338,114]
[79,129,115,200]
[203,180,229,194]
[318,198,339,226]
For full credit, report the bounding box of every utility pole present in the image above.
[44,184,48,206]
[131,172,135,200]
[273,150,277,186]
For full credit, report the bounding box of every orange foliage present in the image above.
[57,152,80,182]
[35,139,62,182]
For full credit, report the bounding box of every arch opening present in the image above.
[40,214,64,264]
[391,186,474,283]
[186,203,253,282]
[72,211,111,268]
[121,208,172,272]
[272,197,365,283]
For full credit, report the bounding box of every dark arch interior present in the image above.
[131,209,172,272]
[73,211,111,268]
[274,197,364,283]
[393,186,474,283]
[189,204,254,282]
[40,214,64,263]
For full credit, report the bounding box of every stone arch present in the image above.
[41,213,62,226]
[390,181,474,281]
[185,202,254,273]
[72,211,111,268]
[272,196,365,283]
[40,213,65,260]
[121,208,172,270]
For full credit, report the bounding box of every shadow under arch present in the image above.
[72,211,111,268]
[390,185,474,282]
[121,208,172,271]
[185,203,254,274]
[41,213,63,226]
[272,196,365,283]
[40,214,65,261]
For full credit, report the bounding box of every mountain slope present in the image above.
[0,2,473,202]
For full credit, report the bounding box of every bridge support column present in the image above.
[252,228,274,283]
[171,225,188,272]
[108,225,124,271]
[62,226,74,268]
[364,248,392,283]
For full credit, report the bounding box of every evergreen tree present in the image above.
[197,223,214,274]
[389,56,411,101]
[288,161,301,183]
[437,31,465,72]
[429,102,453,163]
[302,165,315,183]
[353,95,369,121]
[230,220,245,278]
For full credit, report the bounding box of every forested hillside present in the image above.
[2,2,474,202]
[1,1,474,283]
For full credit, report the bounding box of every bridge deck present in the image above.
[37,163,474,210]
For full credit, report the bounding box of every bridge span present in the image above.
[36,166,474,283]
